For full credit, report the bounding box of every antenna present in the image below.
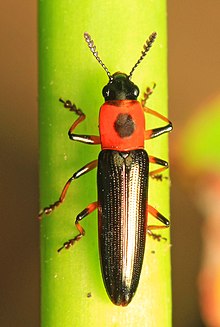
[84,32,112,80]
[128,32,157,79]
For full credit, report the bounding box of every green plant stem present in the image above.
[39,1,171,326]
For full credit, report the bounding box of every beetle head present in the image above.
[102,72,139,101]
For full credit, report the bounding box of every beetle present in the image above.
[39,32,173,306]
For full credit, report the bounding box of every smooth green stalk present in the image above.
[39,1,171,326]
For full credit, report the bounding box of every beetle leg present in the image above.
[148,204,170,227]
[38,160,98,219]
[69,133,101,145]
[149,155,169,180]
[141,83,156,106]
[147,204,170,241]
[60,98,101,145]
[57,201,98,252]
[147,229,167,241]
[144,107,173,140]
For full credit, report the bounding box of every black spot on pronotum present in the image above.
[114,113,135,138]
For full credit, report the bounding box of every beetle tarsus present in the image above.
[148,230,167,241]
[57,234,83,253]
[38,200,62,219]
[150,174,168,181]
[141,83,156,106]
[59,98,85,117]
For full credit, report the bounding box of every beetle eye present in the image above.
[102,85,116,100]
[102,85,109,98]
[133,86,139,98]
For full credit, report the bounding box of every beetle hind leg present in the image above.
[58,201,98,252]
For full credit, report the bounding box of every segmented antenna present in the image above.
[128,32,157,79]
[84,32,112,80]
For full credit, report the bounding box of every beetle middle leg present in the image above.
[147,204,170,241]
[38,160,98,219]
[149,155,169,181]
[58,201,98,252]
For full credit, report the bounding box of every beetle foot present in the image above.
[150,174,168,181]
[57,234,83,252]
[38,200,61,220]
[59,98,85,117]
[148,231,167,242]
[141,83,156,107]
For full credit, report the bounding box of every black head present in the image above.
[84,32,157,101]
[102,72,139,101]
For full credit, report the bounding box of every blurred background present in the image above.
[1,1,220,326]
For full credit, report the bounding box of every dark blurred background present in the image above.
[1,1,220,326]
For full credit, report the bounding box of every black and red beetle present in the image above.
[39,32,173,306]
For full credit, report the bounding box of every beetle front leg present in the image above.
[60,98,100,145]
[38,160,98,219]
[141,83,156,105]
[143,107,173,140]
[141,84,172,138]
[58,201,98,252]
[147,204,170,241]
